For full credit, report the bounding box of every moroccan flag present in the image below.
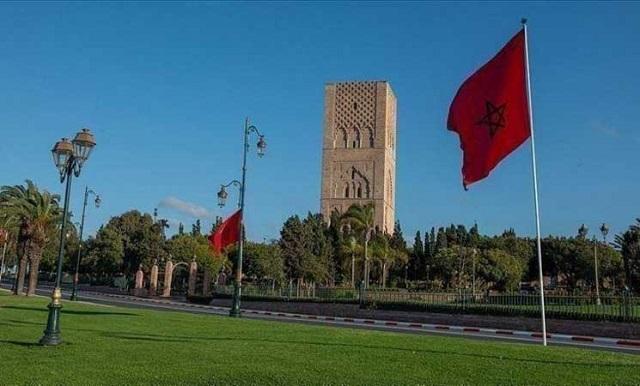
[209,209,242,254]
[447,29,531,189]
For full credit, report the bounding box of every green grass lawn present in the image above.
[1,291,639,385]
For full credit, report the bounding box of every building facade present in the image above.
[320,81,396,234]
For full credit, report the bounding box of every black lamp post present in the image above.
[70,186,100,301]
[217,118,266,317]
[40,128,96,346]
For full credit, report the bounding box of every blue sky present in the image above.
[1,2,638,242]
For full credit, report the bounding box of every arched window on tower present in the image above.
[352,128,361,149]
[357,183,362,198]
[338,128,348,149]
[344,183,350,198]
[368,128,374,148]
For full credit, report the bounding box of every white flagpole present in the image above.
[522,18,547,346]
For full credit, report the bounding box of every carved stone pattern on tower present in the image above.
[334,82,377,133]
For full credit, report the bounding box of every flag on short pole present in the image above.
[447,21,548,346]
[209,209,242,254]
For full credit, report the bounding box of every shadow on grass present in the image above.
[0,340,42,347]
[100,331,635,369]
[2,305,138,316]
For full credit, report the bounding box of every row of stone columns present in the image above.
[133,260,206,298]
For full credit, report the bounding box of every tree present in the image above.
[279,215,307,283]
[478,249,525,292]
[83,226,124,283]
[389,221,407,251]
[615,219,640,292]
[341,234,361,287]
[340,203,376,288]
[191,219,201,237]
[408,231,423,280]
[102,210,166,275]
[327,209,345,284]
[370,233,390,287]
[178,223,184,235]
[301,213,331,284]
[0,180,61,295]
[389,221,408,285]
[243,241,285,286]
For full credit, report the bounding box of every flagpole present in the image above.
[522,18,547,346]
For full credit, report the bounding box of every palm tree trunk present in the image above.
[27,241,45,296]
[363,240,369,289]
[27,258,41,296]
[382,262,387,288]
[14,256,27,295]
[351,252,355,288]
[13,240,29,295]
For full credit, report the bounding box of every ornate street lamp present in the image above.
[70,187,100,301]
[600,223,609,241]
[41,128,96,346]
[218,118,266,317]
[578,224,588,239]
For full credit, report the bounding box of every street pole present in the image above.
[593,236,601,306]
[40,167,73,346]
[71,186,94,301]
[229,119,249,317]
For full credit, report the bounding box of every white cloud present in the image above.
[592,122,620,138]
[158,196,213,220]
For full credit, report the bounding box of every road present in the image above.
[2,284,639,354]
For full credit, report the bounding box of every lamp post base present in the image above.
[229,282,242,318]
[39,288,63,346]
[70,274,79,301]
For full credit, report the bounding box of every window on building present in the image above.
[352,128,361,149]
[340,128,348,148]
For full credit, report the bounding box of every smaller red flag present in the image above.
[209,209,242,254]
[447,29,531,189]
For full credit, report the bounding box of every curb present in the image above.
[79,290,640,350]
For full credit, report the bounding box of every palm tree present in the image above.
[341,203,375,288]
[370,233,390,287]
[0,214,18,284]
[0,181,61,296]
[341,234,361,287]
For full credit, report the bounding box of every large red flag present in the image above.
[209,209,242,254]
[447,29,530,189]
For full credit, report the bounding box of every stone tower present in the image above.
[320,81,396,234]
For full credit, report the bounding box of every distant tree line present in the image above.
[2,179,639,294]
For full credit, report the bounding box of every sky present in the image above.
[1,2,639,243]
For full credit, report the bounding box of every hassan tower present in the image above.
[320,81,397,234]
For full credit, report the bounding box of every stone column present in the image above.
[187,260,198,296]
[134,266,145,297]
[149,261,159,297]
[162,260,173,297]
[202,269,211,296]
